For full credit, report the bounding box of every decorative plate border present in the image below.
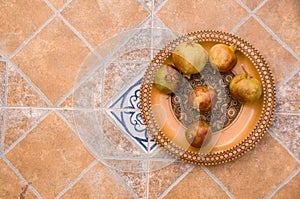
[140,30,276,165]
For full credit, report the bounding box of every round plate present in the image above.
[140,30,276,165]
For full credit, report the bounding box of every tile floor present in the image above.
[0,0,299,198]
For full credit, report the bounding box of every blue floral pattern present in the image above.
[108,77,157,152]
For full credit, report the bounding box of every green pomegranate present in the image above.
[229,65,262,103]
[185,121,212,148]
[172,41,208,78]
[154,65,182,94]
[209,44,237,72]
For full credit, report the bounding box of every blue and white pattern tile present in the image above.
[108,77,142,110]
[106,73,157,153]
[106,109,156,153]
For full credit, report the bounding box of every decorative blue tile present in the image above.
[108,77,142,110]
[103,24,179,154]
[107,111,157,153]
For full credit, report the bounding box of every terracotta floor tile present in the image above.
[59,94,74,108]
[104,62,145,105]
[72,65,102,109]
[152,26,178,51]
[240,0,263,10]
[48,0,68,10]
[5,112,95,199]
[0,108,4,153]
[236,17,299,84]
[76,51,101,83]
[7,65,48,107]
[0,60,5,105]
[143,0,166,11]
[0,159,37,198]
[164,166,230,199]
[143,0,152,10]
[150,147,176,161]
[273,170,300,199]
[12,17,90,105]
[157,0,249,34]
[114,169,147,199]
[208,133,300,199]
[62,0,149,48]
[61,162,133,199]
[108,28,152,62]
[57,109,76,129]
[94,30,132,59]
[256,0,300,55]
[103,159,148,174]
[0,0,53,56]
[271,114,300,160]
[276,71,300,113]
[149,161,192,198]
[4,108,48,150]
[71,109,102,157]
[102,112,146,158]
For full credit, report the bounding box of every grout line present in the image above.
[102,156,173,162]
[0,105,95,111]
[235,0,300,65]
[268,130,300,163]
[0,60,8,154]
[150,0,155,60]
[102,110,149,155]
[252,0,268,13]
[231,14,252,33]
[97,98,104,161]
[0,54,54,107]
[55,160,98,199]
[44,0,105,107]
[265,166,300,199]
[54,110,99,159]
[232,0,268,34]
[157,165,195,199]
[104,163,141,199]
[43,0,70,14]
[276,65,300,89]
[54,109,77,133]
[43,0,60,13]
[0,105,143,113]
[99,58,106,111]
[57,0,73,12]
[153,0,169,14]
[57,14,102,60]
[138,0,152,13]
[2,156,43,198]
[55,16,151,108]
[8,14,57,59]
[103,66,146,109]
[0,107,4,155]
[54,109,102,161]
[145,153,150,199]
[252,14,300,62]
[201,166,236,199]
[4,110,52,155]
[274,112,300,116]
[235,0,252,13]
[45,0,104,60]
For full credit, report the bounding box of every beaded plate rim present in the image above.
[140,30,276,166]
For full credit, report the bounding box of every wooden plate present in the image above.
[140,30,276,165]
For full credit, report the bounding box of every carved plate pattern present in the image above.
[140,30,276,165]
